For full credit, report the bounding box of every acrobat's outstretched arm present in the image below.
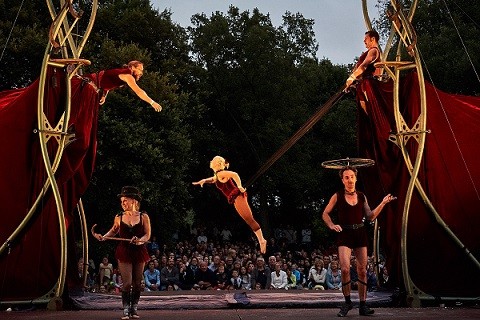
[119,73,162,112]
[192,176,217,188]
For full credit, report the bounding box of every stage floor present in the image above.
[2,307,480,320]
[1,290,479,320]
[71,289,393,310]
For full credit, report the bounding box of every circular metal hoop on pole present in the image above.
[321,157,375,169]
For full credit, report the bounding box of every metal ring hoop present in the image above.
[321,157,375,169]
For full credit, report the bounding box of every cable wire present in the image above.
[0,0,26,64]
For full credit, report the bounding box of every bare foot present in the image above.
[260,239,267,254]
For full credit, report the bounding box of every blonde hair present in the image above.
[212,156,230,169]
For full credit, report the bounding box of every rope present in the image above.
[0,0,26,64]
[245,88,346,188]
[442,0,480,85]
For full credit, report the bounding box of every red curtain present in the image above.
[0,67,99,301]
[358,73,480,297]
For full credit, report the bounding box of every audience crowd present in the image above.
[80,225,389,294]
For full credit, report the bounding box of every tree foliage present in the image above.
[0,1,50,89]
[6,0,477,248]
[79,1,199,241]
[375,0,480,95]
[187,6,354,237]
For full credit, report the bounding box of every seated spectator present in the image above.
[251,256,271,289]
[152,258,160,270]
[208,255,221,273]
[144,260,161,291]
[220,227,233,243]
[99,284,107,293]
[308,259,327,290]
[366,263,378,291]
[197,231,208,244]
[239,266,251,290]
[159,254,168,270]
[160,258,181,291]
[87,259,96,289]
[99,256,113,286]
[113,270,124,294]
[214,265,229,290]
[178,261,194,290]
[147,235,160,257]
[326,260,342,290]
[192,261,217,290]
[291,263,305,288]
[380,265,390,288]
[323,255,332,271]
[270,262,288,290]
[285,268,299,290]
[231,260,242,278]
[301,228,312,246]
[229,270,242,290]
[268,256,277,272]
[303,259,311,279]
[224,256,234,277]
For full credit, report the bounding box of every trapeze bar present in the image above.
[375,61,417,71]
[34,128,75,137]
[390,129,430,137]
[48,58,91,67]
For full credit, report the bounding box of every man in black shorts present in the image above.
[322,166,395,317]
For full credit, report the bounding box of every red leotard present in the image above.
[115,212,150,264]
[85,68,131,91]
[215,179,245,204]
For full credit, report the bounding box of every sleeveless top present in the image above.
[355,47,380,79]
[115,212,150,264]
[215,178,244,204]
[334,190,369,248]
[334,190,366,225]
[85,68,131,92]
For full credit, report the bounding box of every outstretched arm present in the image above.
[118,73,162,112]
[192,176,217,187]
[364,194,396,221]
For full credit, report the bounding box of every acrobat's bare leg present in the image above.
[234,196,267,253]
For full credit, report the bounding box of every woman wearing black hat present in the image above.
[93,186,151,320]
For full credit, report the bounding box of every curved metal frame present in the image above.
[362,0,480,307]
[0,0,97,306]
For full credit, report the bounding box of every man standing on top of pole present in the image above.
[345,30,382,113]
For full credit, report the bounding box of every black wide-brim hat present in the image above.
[117,186,142,201]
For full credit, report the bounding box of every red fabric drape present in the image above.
[358,73,480,297]
[0,67,99,301]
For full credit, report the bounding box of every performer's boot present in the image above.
[254,229,267,254]
[357,280,374,316]
[121,291,130,320]
[130,290,141,319]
